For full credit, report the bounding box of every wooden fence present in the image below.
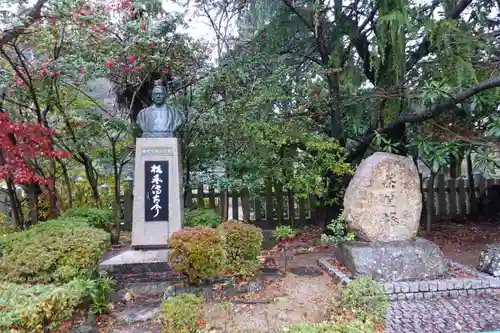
[422,174,500,228]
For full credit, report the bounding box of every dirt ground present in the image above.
[205,250,338,333]
[424,219,500,268]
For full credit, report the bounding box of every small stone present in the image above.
[449,290,459,298]
[389,294,397,301]
[405,293,415,300]
[123,291,133,303]
[397,293,405,300]
[458,290,467,296]
[423,292,433,299]
[415,292,423,299]
[477,244,500,277]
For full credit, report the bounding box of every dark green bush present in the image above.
[168,227,225,284]
[184,208,221,228]
[61,207,113,230]
[218,220,263,278]
[0,279,87,332]
[160,293,206,333]
[0,218,110,284]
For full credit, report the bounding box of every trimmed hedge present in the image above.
[168,227,225,284]
[218,220,263,278]
[0,279,87,332]
[61,207,113,231]
[0,218,110,284]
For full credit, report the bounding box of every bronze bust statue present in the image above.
[136,81,185,138]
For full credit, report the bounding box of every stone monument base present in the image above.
[99,249,185,296]
[339,238,447,282]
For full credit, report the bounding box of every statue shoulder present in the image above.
[137,106,152,119]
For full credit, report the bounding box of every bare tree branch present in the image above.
[346,75,500,162]
[0,0,49,46]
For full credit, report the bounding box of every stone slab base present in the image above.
[318,256,500,301]
[339,238,447,282]
[99,249,185,296]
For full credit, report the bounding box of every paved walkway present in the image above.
[386,296,500,333]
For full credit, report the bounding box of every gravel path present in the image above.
[386,296,500,333]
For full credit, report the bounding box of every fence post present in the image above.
[436,173,446,216]
[219,189,228,222]
[231,189,239,220]
[208,186,216,210]
[275,183,284,225]
[425,176,434,232]
[457,178,466,215]
[197,183,204,209]
[265,181,273,221]
[287,190,295,228]
[446,178,457,217]
[242,188,250,221]
[254,197,262,222]
[123,185,133,232]
[185,184,193,208]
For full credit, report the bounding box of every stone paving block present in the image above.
[394,283,401,293]
[490,278,500,288]
[482,279,491,288]
[446,279,456,290]
[463,279,472,289]
[385,296,500,333]
[401,282,409,293]
[384,282,394,294]
[415,292,423,300]
[419,281,429,291]
[453,279,464,289]
[409,281,419,292]
[437,280,447,291]
[449,290,459,298]
[467,289,476,296]
[405,293,414,300]
[428,280,438,291]
[471,279,482,289]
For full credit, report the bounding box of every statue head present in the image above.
[151,80,167,106]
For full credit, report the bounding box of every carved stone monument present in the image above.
[99,81,185,292]
[132,80,185,248]
[340,152,447,282]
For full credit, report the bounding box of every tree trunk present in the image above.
[58,158,73,209]
[466,151,477,216]
[82,158,102,209]
[6,179,23,228]
[27,185,39,226]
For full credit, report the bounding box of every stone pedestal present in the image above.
[477,244,500,277]
[131,138,183,248]
[340,238,447,282]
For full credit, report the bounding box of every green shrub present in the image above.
[0,279,86,332]
[321,213,355,246]
[168,227,225,284]
[0,219,110,284]
[184,208,221,228]
[160,293,206,333]
[61,207,113,230]
[284,320,378,333]
[339,277,388,323]
[218,220,262,279]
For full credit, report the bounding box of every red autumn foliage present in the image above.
[0,113,71,185]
